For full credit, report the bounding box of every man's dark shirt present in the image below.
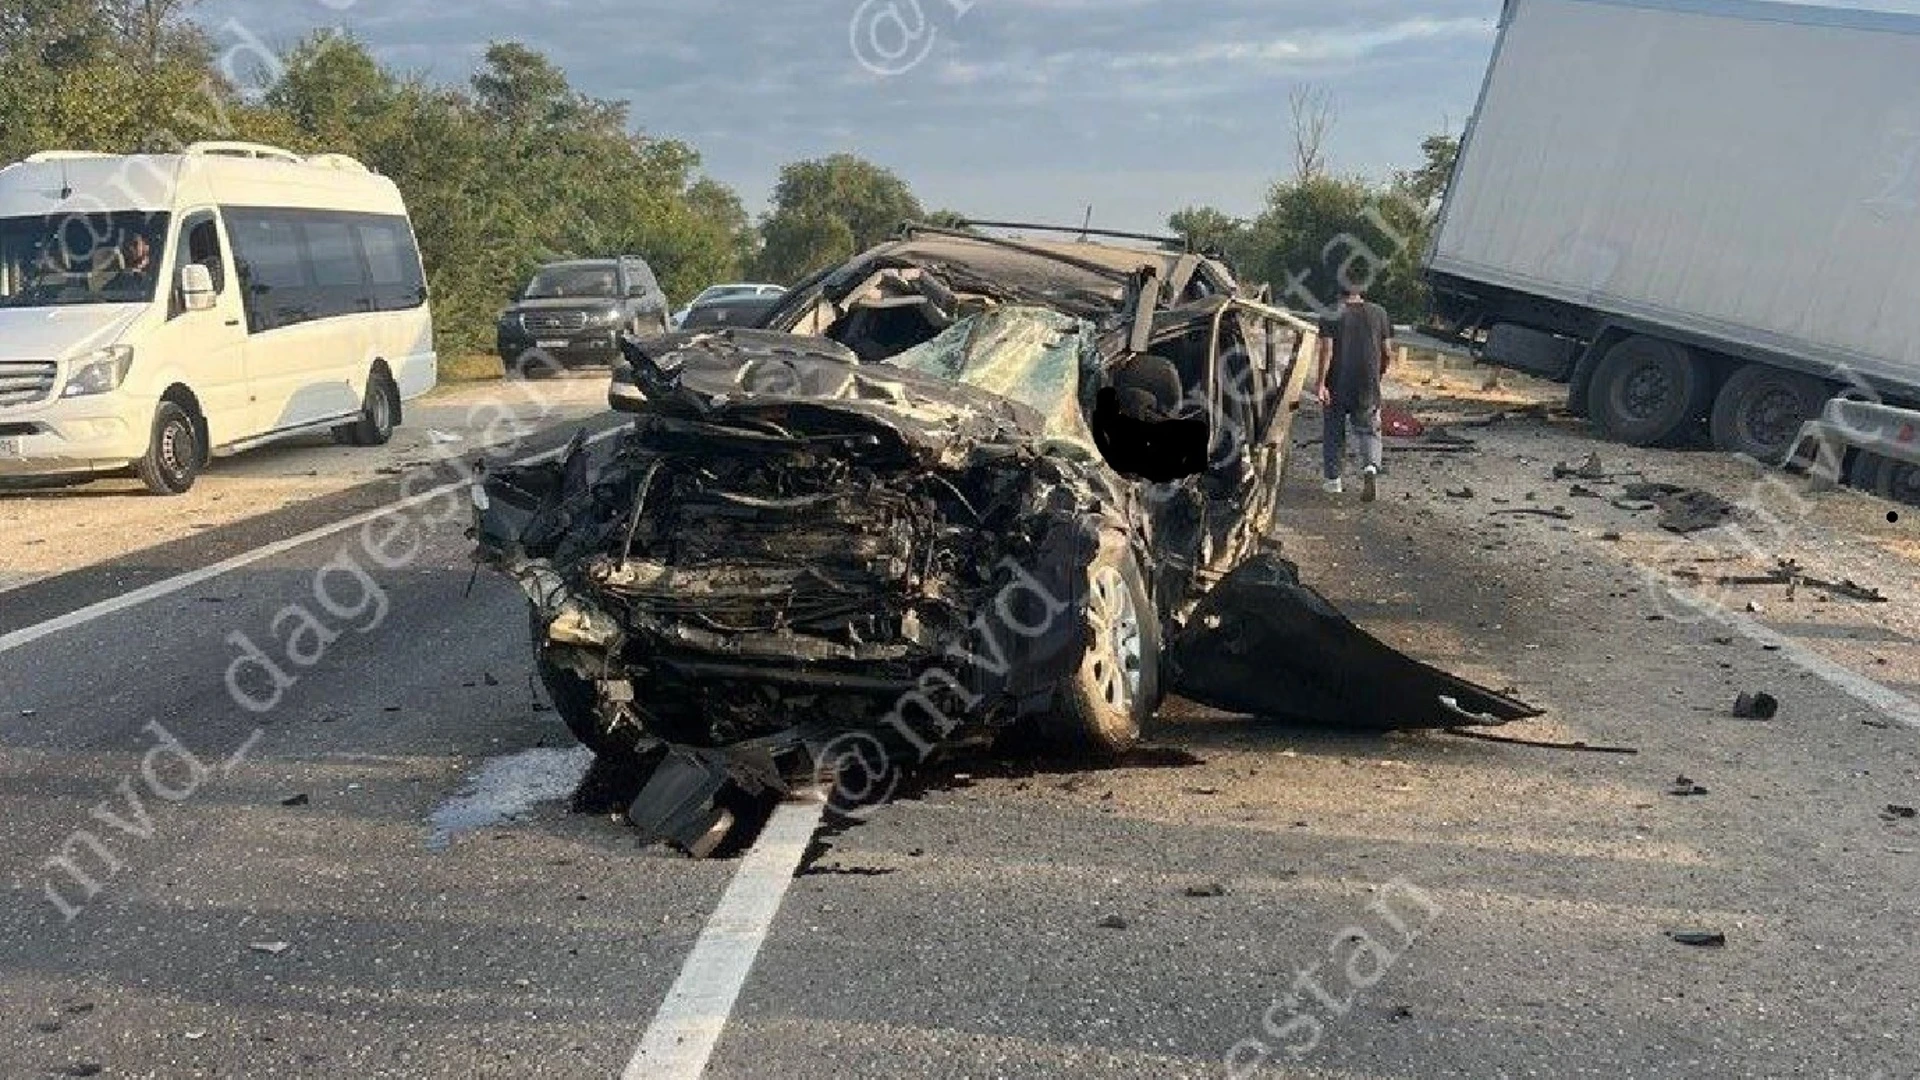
[1320,299,1393,408]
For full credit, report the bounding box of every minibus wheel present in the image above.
[135,401,201,496]
[334,371,399,447]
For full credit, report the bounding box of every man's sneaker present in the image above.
[1362,465,1378,503]
[1323,477,1344,495]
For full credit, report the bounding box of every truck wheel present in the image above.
[135,401,201,496]
[1040,541,1161,758]
[1709,364,1828,463]
[1872,455,1920,507]
[1589,335,1712,446]
[333,371,399,446]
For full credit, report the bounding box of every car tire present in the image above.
[1040,539,1161,758]
[1709,363,1828,463]
[333,370,399,446]
[135,401,201,496]
[1589,335,1713,447]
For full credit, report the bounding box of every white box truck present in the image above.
[0,142,436,494]
[1424,0,1920,505]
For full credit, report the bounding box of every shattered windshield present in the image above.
[884,306,1102,452]
[0,211,171,308]
[524,264,618,299]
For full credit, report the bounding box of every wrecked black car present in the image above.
[471,224,1540,854]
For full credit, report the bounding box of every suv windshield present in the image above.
[524,264,618,299]
[0,211,171,308]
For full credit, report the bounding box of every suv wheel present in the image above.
[1040,540,1161,757]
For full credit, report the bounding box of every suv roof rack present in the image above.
[934,218,1190,250]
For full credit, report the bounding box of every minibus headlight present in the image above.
[62,346,134,398]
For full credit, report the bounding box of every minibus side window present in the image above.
[181,214,226,294]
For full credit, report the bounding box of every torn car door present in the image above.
[1166,552,1543,730]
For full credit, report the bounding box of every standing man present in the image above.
[1313,280,1394,502]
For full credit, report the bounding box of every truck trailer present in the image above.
[1424,0,1920,505]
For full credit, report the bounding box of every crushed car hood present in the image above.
[613,328,1044,451]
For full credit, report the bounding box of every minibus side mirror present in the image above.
[180,264,217,312]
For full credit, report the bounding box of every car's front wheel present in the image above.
[1040,540,1161,757]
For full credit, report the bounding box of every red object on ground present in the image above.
[1381,403,1426,439]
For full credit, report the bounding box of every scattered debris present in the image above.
[1668,776,1711,797]
[31,1020,62,1034]
[1490,507,1576,521]
[1884,805,1918,821]
[1381,404,1427,438]
[1673,560,1887,603]
[1445,486,1476,499]
[1666,930,1727,947]
[1616,483,1738,534]
[1732,692,1780,720]
[1569,483,1604,498]
[1184,883,1228,898]
[1443,728,1639,754]
[248,942,291,956]
[1747,602,1765,615]
[427,430,464,445]
[1552,453,1608,480]
[279,793,310,807]
[1601,530,1624,542]
[18,708,35,718]
[1097,914,1130,930]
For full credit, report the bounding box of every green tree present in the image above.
[1237,174,1427,321]
[1167,205,1245,253]
[1396,132,1460,213]
[754,154,923,282]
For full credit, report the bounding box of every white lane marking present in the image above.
[625,798,827,1080]
[1673,589,1920,731]
[0,426,622,656]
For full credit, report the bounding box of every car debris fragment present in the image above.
[1668,776,1710,797]
[1666,930,1727,947]
[1672,559,1886,603]
[470,226,1544,855]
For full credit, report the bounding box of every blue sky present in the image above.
[185,0,1906,233]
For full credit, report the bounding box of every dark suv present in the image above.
[496,256,670,375]
[472,223,1541,855]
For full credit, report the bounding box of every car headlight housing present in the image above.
[62,346,134,398]
[591,307,624,326]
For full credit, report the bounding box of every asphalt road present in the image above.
[3,405,1918,1079]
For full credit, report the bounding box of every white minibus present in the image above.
[0,141,436,494]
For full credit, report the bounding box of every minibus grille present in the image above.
[0,361,57,407]
[522,311,590,334]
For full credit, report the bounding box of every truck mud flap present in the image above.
[1167,552,1543,730]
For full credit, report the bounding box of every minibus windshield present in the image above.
[0,211,172,308]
